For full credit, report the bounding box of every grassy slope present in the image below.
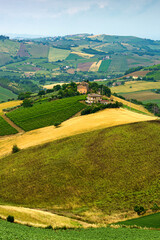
[6,96,86,131]
[1,121,160,212]
[0,116,18,136]
[48,47,70,62]
[1,221,160,240]
[0,86,17,102]
[116,212,160,228]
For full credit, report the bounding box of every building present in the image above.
[77,82,89,94]
[86,93,102,104]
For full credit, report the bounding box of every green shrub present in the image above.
[151,203,160,212]
[45,225,53,230]
[7,215,14,223]
[134,206,145,215]
[12,144,20,153]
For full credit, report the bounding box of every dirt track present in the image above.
[0,108,157,159]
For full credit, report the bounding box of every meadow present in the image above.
[0,116,17,135]
[48,47,70,62]
[0,120,160,214]
[1,221,160,240]
[7,96,86,131]
[116,212,160,229]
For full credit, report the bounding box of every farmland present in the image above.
[77,62,94,71]
[121,90,160,102]
[0,116,17,136]
[26,43,49,58]
[1,221,160,240]
[6,96,86,131]
[98,59,111,72]
[116,212,160,229]
[48,47,70,62]
[0,86,17,102]
[0,100,22,113]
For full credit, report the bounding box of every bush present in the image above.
[151,203,160,212]
[12,145,20,153]
[134,206,145,215]
[45,225,53,230]
[54,122,61,128]
[7,215,14,223]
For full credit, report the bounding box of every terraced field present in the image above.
[7,96,86,131]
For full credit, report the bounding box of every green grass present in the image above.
[146,70,160,80]
[48,47,70,62]
[0,86,17,102]
[98,60,111,72]
[116,212,160,228]
[108,55,128,73]
[0,116,18,136]
[0,40,20,56]
[0,53,12,66]
[7,96,86,131]
[1,221,160,240]
[26,44,49,58]
[1,121,160,212]
[143,99,160,107]
[122,104,148,115]
[65,53,84,61]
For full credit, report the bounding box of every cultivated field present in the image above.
[7,96,86,131]
[71,51,94,58]
[1,221,160,240]
[26,44,49,58]
[0,116,18,136]
[48,47,70,62]
[0,86,17,102]
[77,62,94,71]
[0,100,22,114]
[98,59,111,72]
[122,90,160,101]
[112,81,160,93]
[89,60,102,72]
[0,108,156,158]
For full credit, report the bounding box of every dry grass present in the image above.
[0,108,156,158]
[112,81,160,93]
[43,83,64,90]
[89,60,102,72]
[122,91,160,101]
[71,51,94,58]
[0,205,91,228]
[0,100,22,115]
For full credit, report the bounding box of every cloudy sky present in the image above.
[0,0,159,39]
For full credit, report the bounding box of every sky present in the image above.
[0,0,160,40]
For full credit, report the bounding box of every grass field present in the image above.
[108,56,128,73]
[0,86,17,102]
[7,96,86,131]
[0,53,12,66]
[121,90,160,101]
[0,40,20,56]
[26,43,49,58]
[112,81,160,93]
[0,116,17,136]
[143,99,160,107]
[116,212,160,229]
[1,120,160,214]
[0,205,88,228]
[65,53,84,61]
[48,47,70,62]
[1,221,160,240]
[98,60,111,72]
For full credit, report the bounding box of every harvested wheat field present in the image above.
[0,100,22,114]
[0,205,92,228]
[0,108,156,158]
[89,60,102,72]
[71,51,94,58]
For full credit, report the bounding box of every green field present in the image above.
[108,55,128,73]
[0,116,17,136]
[117,212,160,229]
[66,53,84,61]
[26,44,49,58]
[143,99,160,107]
[7,96,85,131]
[98,60,111,72]
[0,40,20,56]
[48,47,70,62]
[0,86,17,102]
[1,121,160,213]
[1,221,160,240]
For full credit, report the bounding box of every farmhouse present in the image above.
[77,82,89,94]
[86,93,102,104]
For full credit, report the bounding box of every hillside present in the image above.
[1,120,160,219]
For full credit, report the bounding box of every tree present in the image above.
[7,215,14,223]
[12,145,20,153]
[22,99,33,108]
[134,205,145,215]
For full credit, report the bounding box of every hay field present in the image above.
[0,100,22,114]
[0,205,91,228]
[43,83,64,89]
[89,60,102,72]
[0,108,156,158]
[112,95,151,115]
[112,81,160,93]
[48,47,70,62]
[71,51,94,58]
[122,91,160,101]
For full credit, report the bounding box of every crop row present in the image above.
[0,116,17,136]
[7,96,86,131]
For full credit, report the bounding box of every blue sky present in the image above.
[0,0,159,39]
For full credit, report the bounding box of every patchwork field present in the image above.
[0,116,17,136]
[48,47,70,62]
[1,221,160,240]
[77,62,94,71]
[112,81,160,93]
[89,60,102,72]
[121,90,160,101]
[0,108,156,158]
[98,59,111,72]
[6,96,86,131]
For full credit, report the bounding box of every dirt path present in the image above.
[0,108,157,159]
[1,114,25,134]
